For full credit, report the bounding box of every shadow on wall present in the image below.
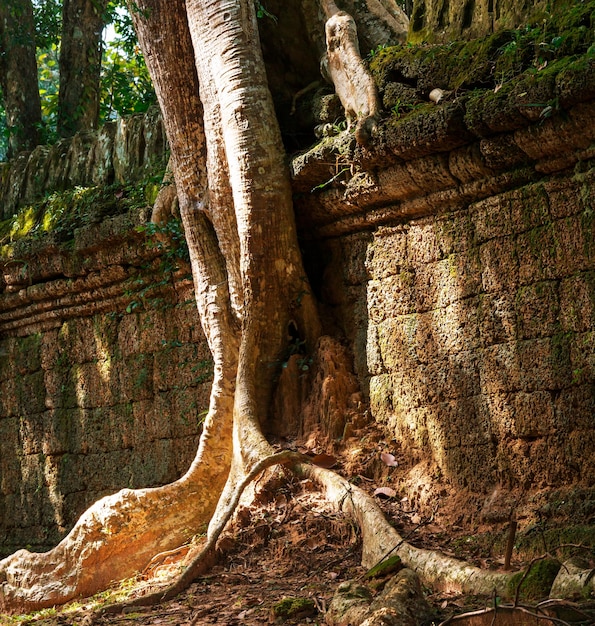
[0,302,212,557]
[320,170,595,505]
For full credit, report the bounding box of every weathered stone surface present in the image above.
[0,210,209,557]
[308,136,595,500]
[327,569,434,626]
[408,0,554,44]
[0,108,167,219]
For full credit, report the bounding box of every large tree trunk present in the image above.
[0,0,42,156]
[0,0,319,612]
[0,0,237,611]
[57,0,107,137]
[1,0,520,618]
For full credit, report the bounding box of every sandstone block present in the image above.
[18,415,44,456]
[559,273,595,333]
[477,293,517,346]
[434,209,475,256]
[405,219,442,264]
[554,384,595,431]
[480,236,519,293]
[365,323,385,376]
[377,315,420,370]
[476,392,515,439]
[513,391,556,438]
[134,396,172,442]
[117,353,154,403]
[367,273,416,322]
[517,336,572,392]
[479,342,522,394]
[568,332,595,387]
[365,227,408,280]
[515,280,560,340]
[340,233,373,285]
[472,194,513,243]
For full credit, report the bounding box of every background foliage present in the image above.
[0,0,155,160]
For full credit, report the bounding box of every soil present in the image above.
[3,427,594,626]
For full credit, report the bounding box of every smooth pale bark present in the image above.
[0,1,236,612]
[0,0,42,155]
[57,0,107,137]
[184,0,322,539]
[296,463,518,598]
[0,0,535,616]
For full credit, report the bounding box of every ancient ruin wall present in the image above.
[0,220,210,557]
[293,47,595,512]
[408,0,551,43]
[326,172,595,496]
[0,110,212,557]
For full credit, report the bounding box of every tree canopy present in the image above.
[0,0,155,159]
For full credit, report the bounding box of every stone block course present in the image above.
[0,227,209,556]
[354,170,595,493]
[515,281,560,340]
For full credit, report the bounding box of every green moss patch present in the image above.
[272,596,316,620]
[368,0,594,135]
[508,558,562,600]
[0,168,167,259]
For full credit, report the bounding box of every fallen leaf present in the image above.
[373,487,396,499]
[311,453,337,468]
[380,452,398,467]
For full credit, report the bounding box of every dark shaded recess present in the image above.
[438,0,449,28]
[411,0,426,32]
[256,1,323,152]
[386,72,419,91]
[299,235,333,303]
[462,0,475,29]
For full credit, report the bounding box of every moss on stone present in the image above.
[368,0,594,138]
[0,168,166,259]
[272,596,316,619]
[508,558,561,600]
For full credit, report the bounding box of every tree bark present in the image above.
[0,0,42,156]
[0,0,321,611]
[0,0,521,617]
[57,0,107,137]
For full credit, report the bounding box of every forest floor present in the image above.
[3,426,593,626]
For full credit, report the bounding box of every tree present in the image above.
[0,0,522,615]
[0,0,42,156]
[57,0,108,137]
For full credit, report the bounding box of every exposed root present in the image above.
[438,602,592,626]
[96,450,310,616]
[320,0,381,145]
[94,451,539,618]
[294,463,519,598]
[0,371,234,614]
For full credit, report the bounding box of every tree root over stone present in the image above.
[87,454,594,624]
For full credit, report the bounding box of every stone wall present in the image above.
[322,172,595,495]
[293,48,595,510]
[408,0,551,43]
[0,106,167,220]
[0,207,209,557]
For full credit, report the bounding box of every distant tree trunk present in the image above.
[57,0,107,137]
[0,0,42,156]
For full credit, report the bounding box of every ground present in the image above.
[3,426,594,626]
